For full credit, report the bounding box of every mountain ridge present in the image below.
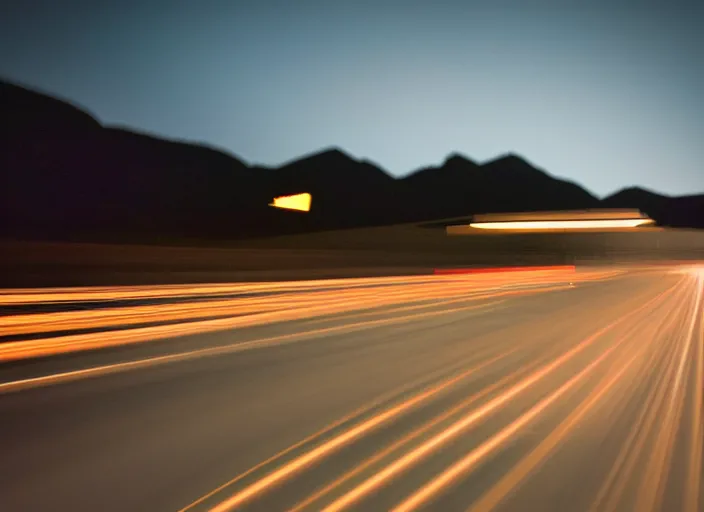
[2,79,702,243]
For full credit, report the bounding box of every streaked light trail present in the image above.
[2,264,703,512]
[469,218,654,230]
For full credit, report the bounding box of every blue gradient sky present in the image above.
[2,0,702,197]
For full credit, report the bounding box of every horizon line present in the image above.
[3,77,702,200]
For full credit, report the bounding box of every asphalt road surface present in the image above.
[0,265,702,511]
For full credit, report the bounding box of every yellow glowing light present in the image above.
[469,218,654,230]
[269,192,312,212]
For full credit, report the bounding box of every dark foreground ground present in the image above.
[3,225,704,286]
[0,266,702,511]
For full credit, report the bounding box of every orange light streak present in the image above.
[206,350,518,512]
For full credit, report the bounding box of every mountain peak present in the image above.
[444,152,478,167]
[483,153,549,178]
[311,146,356,161]
[281,146,358,168]
[486,152,531,166]
[607,186,669,199]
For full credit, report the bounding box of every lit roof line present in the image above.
[468,218,654,230]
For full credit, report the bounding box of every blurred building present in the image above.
[447,209,655,235]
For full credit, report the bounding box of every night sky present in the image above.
[2,0,703,197]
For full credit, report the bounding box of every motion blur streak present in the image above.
[468,281,691,512]
[1,265,702,512]
[392,340,637,512]
[635,281,701,512]
[0,271,569,305]
[685,274,704,512]
[0,272,574,338]
[591,298,688,512]
[433,265,575,275]
[0,298,507,394]
[400,282,690,512]
[468,218,653,230]
[206,349,518,512]
[177,354,507,512]
[205,278,675,512]
[0,266,616,305]
[286,356,550,512]
[0,268,605,363]
[320,282,675,512]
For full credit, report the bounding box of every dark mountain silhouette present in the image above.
[258,147,404,230]
[602,187,704,230]
[402,153,598,221]
[2,80,702,243]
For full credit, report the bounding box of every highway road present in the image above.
[0,265,702,511]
